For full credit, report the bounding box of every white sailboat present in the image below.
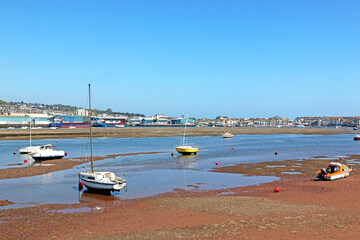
[79,84,127,193]
[175,114,199,155]
[19,111,42,154]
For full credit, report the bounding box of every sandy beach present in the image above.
[0,126,355,140]
[1,153,360,239]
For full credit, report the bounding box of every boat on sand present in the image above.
[316,162,352,181]
[79,84,127,193]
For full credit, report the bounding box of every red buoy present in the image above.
[231,148,234,150]
[13,152,16,155]
[340,157,343,160]
[216,162,219,166]
[274,187,279,192]
[24,159,27,163]
[171,152,174,156]
[78,182,84,190]
[53,145,55,148]
[65,152,68,156]
[275,152,278,155]
[56,141,58,143]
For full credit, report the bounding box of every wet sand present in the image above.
[0,127,355,140]
[1,155,360,239]
[0,152,163,180]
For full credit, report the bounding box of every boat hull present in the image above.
[175,147,199,155]
[32,155,64,161]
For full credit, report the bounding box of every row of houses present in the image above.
[1,104,360,128]
[294,117,360,127]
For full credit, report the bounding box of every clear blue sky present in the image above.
[0,0,359,119]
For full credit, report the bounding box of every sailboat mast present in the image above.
[182,113,188,146]
[29,109,32,147]
[88,84,94,173]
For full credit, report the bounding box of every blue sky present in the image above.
[0,0,359,119]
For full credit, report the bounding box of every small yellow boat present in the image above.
[175,114,199,155]
[175,144,199,155]
[316,162,352,181]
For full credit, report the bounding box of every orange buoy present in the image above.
[274,187,279,192]
[216,162,219,166]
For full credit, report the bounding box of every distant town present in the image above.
[0,100,359,128]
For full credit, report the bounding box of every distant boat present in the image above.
[30,144,65,160]
[175,114,199,155]
[79,84,127,193]
[222,131,234,138]
[115,125,125,128]
[354,134,360,141]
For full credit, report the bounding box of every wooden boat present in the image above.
[222,131,234,138]
[316,162,352,181]
[79,84,126,193]
[175,114,199,155]
[30,144,65,160]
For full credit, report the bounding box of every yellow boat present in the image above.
[316,162,352,181]
[175,145,199,155]
[175,114,199,155]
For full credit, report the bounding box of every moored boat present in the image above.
[354,134,360,140]
[222,131,234,138]
[316,162,352,181]
[79,84,127,193]
[79,171,126,192]
[19,110,42,154]
[175,144,199,155]
[174,114,199,155]
[30,144,65,160]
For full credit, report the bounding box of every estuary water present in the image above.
[0,134,359,209]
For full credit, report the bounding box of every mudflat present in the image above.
[0,127,355,140]
[1,155,360,239]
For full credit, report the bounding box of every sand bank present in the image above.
[0,127,355,141]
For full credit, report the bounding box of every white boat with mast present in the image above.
[174,114,199,155]
[19,110,42,154]
[79,84,127,193]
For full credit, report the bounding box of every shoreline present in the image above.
[0,127,356,141]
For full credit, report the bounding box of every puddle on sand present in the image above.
[217,190,235,196]
[49,207,92,214]
[281,172,302,175]
[266,165,286,168]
